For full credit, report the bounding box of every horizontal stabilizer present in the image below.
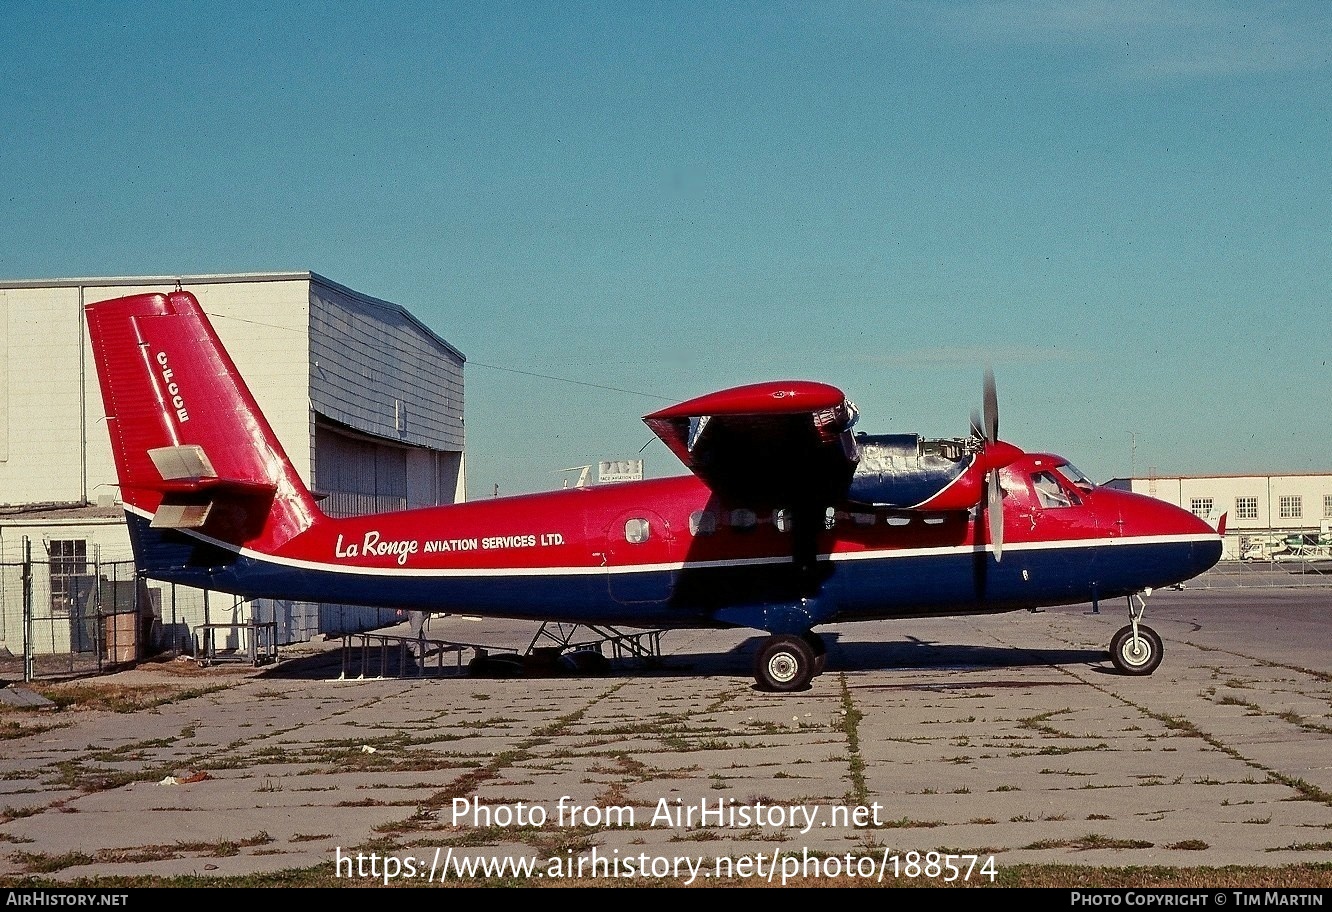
[150,502,214,530]
[146,445,277,497]
[149,445,217,481]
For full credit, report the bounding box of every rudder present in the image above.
[85,290,320,560]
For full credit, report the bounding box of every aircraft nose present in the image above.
[1111,489,1223,582]
[1177,506,1225,577]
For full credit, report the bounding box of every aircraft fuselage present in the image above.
[127,454,1220,635]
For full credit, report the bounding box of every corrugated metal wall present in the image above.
[308,281,464,454]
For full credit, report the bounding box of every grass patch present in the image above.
[1267,842,1332,853]
[25,682,228,713]
[1024,834,1155,851]
[836,674,867,807]
[0,805,42,823]
[1269,773,1332,807]
[0,719,65,741]
[1019,709,1073,737]
[10,833,274,874]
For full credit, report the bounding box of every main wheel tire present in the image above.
[802,631,828,677]
[754,635,816,692]
[1109,624,1163,676]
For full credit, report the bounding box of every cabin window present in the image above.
[1031,471,1079,508]
[885,515,911,527]
[729,508,757,531]
[772,508,791,532]
[689,511,716,536]
[624,518,650,544]
[824,506,837,529]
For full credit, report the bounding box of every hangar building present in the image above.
[1104,472,1332,560]
[0,273,465,663]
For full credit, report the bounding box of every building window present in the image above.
[1235,496,1258,521]
[1279,495,1302,520]
[1190,497,1214,518]
[48,539,88,616]
[1324,494,1332,519]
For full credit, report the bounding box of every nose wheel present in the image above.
[1108,591,1163,676]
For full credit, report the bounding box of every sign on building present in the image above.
[598,460,644,484]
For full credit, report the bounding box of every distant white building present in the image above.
[1104,472,1332,560]
[0,272,465,659]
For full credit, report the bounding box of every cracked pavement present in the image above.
[0,583,1329,884]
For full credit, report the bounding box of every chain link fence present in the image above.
[0,536,423,682]
[0,542,145,681]
[1186,559,1332,590]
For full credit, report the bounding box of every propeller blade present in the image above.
[981,367,1002,561]
[983,366,998,443]
[988,470,1003,562]
[970,407,983,441]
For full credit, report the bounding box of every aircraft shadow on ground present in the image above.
[812,636,1108,675]
[257,632,1108,683]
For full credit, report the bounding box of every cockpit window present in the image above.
[1031,471,1081,508]
[1054,462,1095,492]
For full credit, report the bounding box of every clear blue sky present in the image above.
[3,1,1328,498]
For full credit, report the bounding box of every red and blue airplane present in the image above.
[84,289,1224,691]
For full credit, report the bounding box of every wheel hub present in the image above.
[1123,637,1151,665]
[767,653,798,684]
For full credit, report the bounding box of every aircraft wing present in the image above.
[643,381,859,502]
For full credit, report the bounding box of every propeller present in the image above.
[976,368,1004,562]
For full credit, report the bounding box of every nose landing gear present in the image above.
[1109,590,1163,676]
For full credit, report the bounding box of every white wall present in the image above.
[0,286,88,504]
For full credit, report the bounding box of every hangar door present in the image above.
[314,417,449,518]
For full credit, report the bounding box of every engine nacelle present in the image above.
[846,434,984,511]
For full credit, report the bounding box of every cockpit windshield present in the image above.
[1054,462,1095,492]
[1031,471,1080,508]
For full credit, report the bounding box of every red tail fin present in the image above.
[85,290,320,551]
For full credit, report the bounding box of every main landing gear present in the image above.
[753,631,828,692]
[1109,590,1163,676]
